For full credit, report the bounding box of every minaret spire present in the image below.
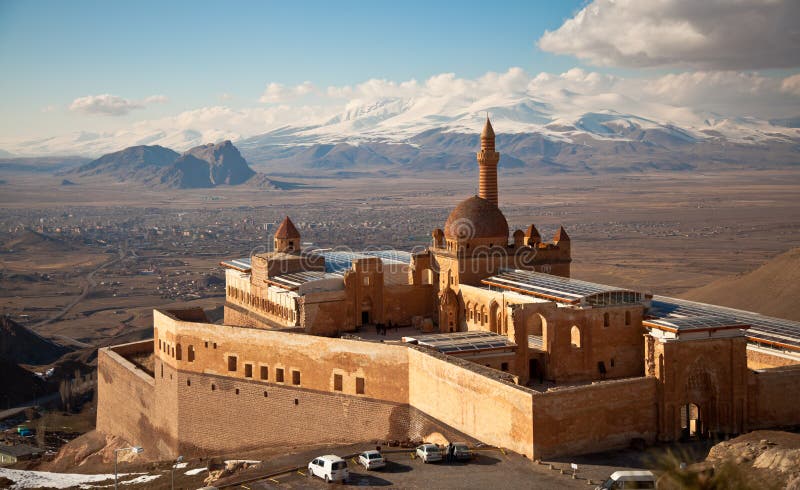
[477,116,500,205]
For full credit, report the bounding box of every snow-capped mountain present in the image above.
[2,92,798,175]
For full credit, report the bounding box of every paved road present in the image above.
[31,247,126,331]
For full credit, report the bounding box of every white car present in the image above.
[358,450,386,470]
[415,443,442,463]
[307,455,349,483]
[596,470,656,489]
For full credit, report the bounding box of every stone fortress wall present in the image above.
[97,308,800,461]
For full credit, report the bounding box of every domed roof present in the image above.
[444,196,509,240]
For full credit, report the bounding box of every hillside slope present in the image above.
[680,248,800,321]
[65,141,284,189]
[0,316,71,365]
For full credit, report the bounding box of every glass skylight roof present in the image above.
[220,257,252,272]
[312,249,412,274]
[409,331,516,353]
[482,269,644,305]
[267,270,343,289]
[649,296,800,350]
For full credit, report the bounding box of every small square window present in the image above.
[356,377,365,395]
[501,362,509,372]
[292,370,301,385]
[213,342,217,349]
[276,368,284,383]
[334,374,343,391]
[260,366,268,380]
[244,364,253,378]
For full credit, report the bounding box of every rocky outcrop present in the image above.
[67,141,277,189]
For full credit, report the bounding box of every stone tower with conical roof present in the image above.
[274,216,301,253]
[477,116,500,206]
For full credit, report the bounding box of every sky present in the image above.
[0,0,798,152]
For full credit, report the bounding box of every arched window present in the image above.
[570,326,582,349]
[188,345,195,362]
[603,312,610,327]
[175,343,182,361]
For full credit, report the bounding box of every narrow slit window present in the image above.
[356,377,365,395]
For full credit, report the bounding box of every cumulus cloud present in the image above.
[781,73,800,96]
[69,94,168,116]
[143,94,169,104]
[538,0,800,69]
[259,81,315,103]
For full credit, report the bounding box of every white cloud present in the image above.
[13,66,798,156]
[538,0,800,69]
[781,73,800,96]
[69,94,142,116]
[69,94,169,116]
[259,81,315,103]
[143,95,169,104]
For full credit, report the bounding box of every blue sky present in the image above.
[0,0,797,152]
[0,1,584,123]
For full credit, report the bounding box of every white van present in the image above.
[596,470,656,489]
[307,455,349,483]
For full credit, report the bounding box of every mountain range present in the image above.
[3,93,799,176]
[66,140,289,189]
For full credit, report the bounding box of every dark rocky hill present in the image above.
[71,145,179,179]
[0,316,71,365]
[67,141,284,189]
[183,140,255,185]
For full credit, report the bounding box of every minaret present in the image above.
[477,116,500,206]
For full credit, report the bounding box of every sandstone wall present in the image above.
[407,348,536,458]
[154,310,410,404]
[299,289,351,336]
[97,342,177,459]
[531,377,657,458]
[174,371,413,455]
[746,346,800,369]
[747,365,800,429]
[383,284,434,325]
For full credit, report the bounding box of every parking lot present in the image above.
[230,447,593,489]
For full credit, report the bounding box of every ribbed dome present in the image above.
[444,196,509,240]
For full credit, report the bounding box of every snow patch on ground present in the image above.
[224,459,260,465]
[185,468,206,476]
[0,467,146,489]
[119,474,161,486]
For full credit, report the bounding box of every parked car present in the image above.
[452,443,472,461]
[358,450,386,470]
[416,443,443,463]
[596,470,656,489]
[307,455,349,483]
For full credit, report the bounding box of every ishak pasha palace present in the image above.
[98,118,800,460]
